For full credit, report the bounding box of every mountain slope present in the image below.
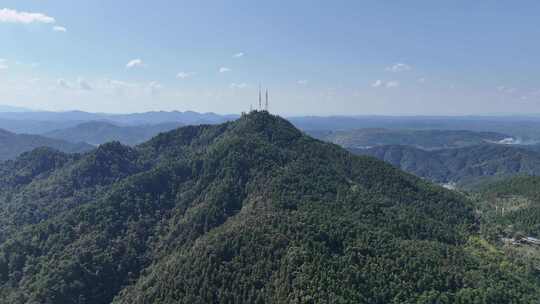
[45,121,184,145]
[310,128,511,150]
[0,128,93,161]
[352,144,540,186]
[474,176,540,238]
[0,112,538,303]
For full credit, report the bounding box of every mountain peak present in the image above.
[233,110,303,143]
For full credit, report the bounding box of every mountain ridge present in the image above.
[45,121,185,146]
[351,144,540,187]
[0,128,93,161]
[0,111,538,303]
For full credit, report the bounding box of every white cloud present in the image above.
[386,81,400,88]
[103,78,134,89]
[497,86,516,94]
[386,63,412,72]
[57,78,71,89]
[230,83,248,89]
[0,59,7,70]
[149,81,162,89]
[371,80,383,87]
[126,59,145,69]
[297,80,308,85]
[176,72,191,79]
[78,78,92,90]
[219,67,231,73]
[0,8,55,24]
[53,25,67,32]
[372,80,400,88]
[233,52,244,58]
[148,81,162,96]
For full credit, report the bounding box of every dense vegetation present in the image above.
[352,144,540,187]
[472,176,540,239]
[0,112,538,303]
[45,121,184,145]
[0,128,93,161]
[310,128,510,150]
[467,176,540,283]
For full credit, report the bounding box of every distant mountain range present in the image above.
[2,109,540,140]
[0,128,93,161]
[308,128,512,150]
[290,115,540,140]
[351,144,540,187]
[45,121,184,146]
[0,110,238,134]
[0,105,34,112]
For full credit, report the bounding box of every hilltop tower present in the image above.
[258,85,262,110]
[265,89,269,111]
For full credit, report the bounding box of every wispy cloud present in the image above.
[230,83,248,89]
[497,86,516,94]
[386,63,412,72]
[103,78,135,89]
[219,67,231,73]
[233,52,244,58]
[0,8,55,24]
[53,25,67,32]
[372,80,383,87]
[176,72,192,79]
[0,59,7,70]
[297,80,308,85]
[148,81,163,96]
[386,81,400,88]
[126,59,145,69]
[372,80,399,88]
[56,78,71,89]
[418,78,426,83]
[78,78,92,90]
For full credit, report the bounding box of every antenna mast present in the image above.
[258,84,262,110]
[265,89,269,111]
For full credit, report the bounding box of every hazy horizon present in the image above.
[3,104,540,119]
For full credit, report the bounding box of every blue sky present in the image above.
[1,1,540,115]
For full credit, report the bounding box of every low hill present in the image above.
[0,128,93,161]
[352,144,540,187]
[0,112,538,303]
[45,121,184,145]
[309,128,511,150]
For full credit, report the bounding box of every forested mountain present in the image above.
[0,128,93,161]
[45,121,184,145]
[309,128,510,150]
[352,144,540,187]
[0,112,538,303]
